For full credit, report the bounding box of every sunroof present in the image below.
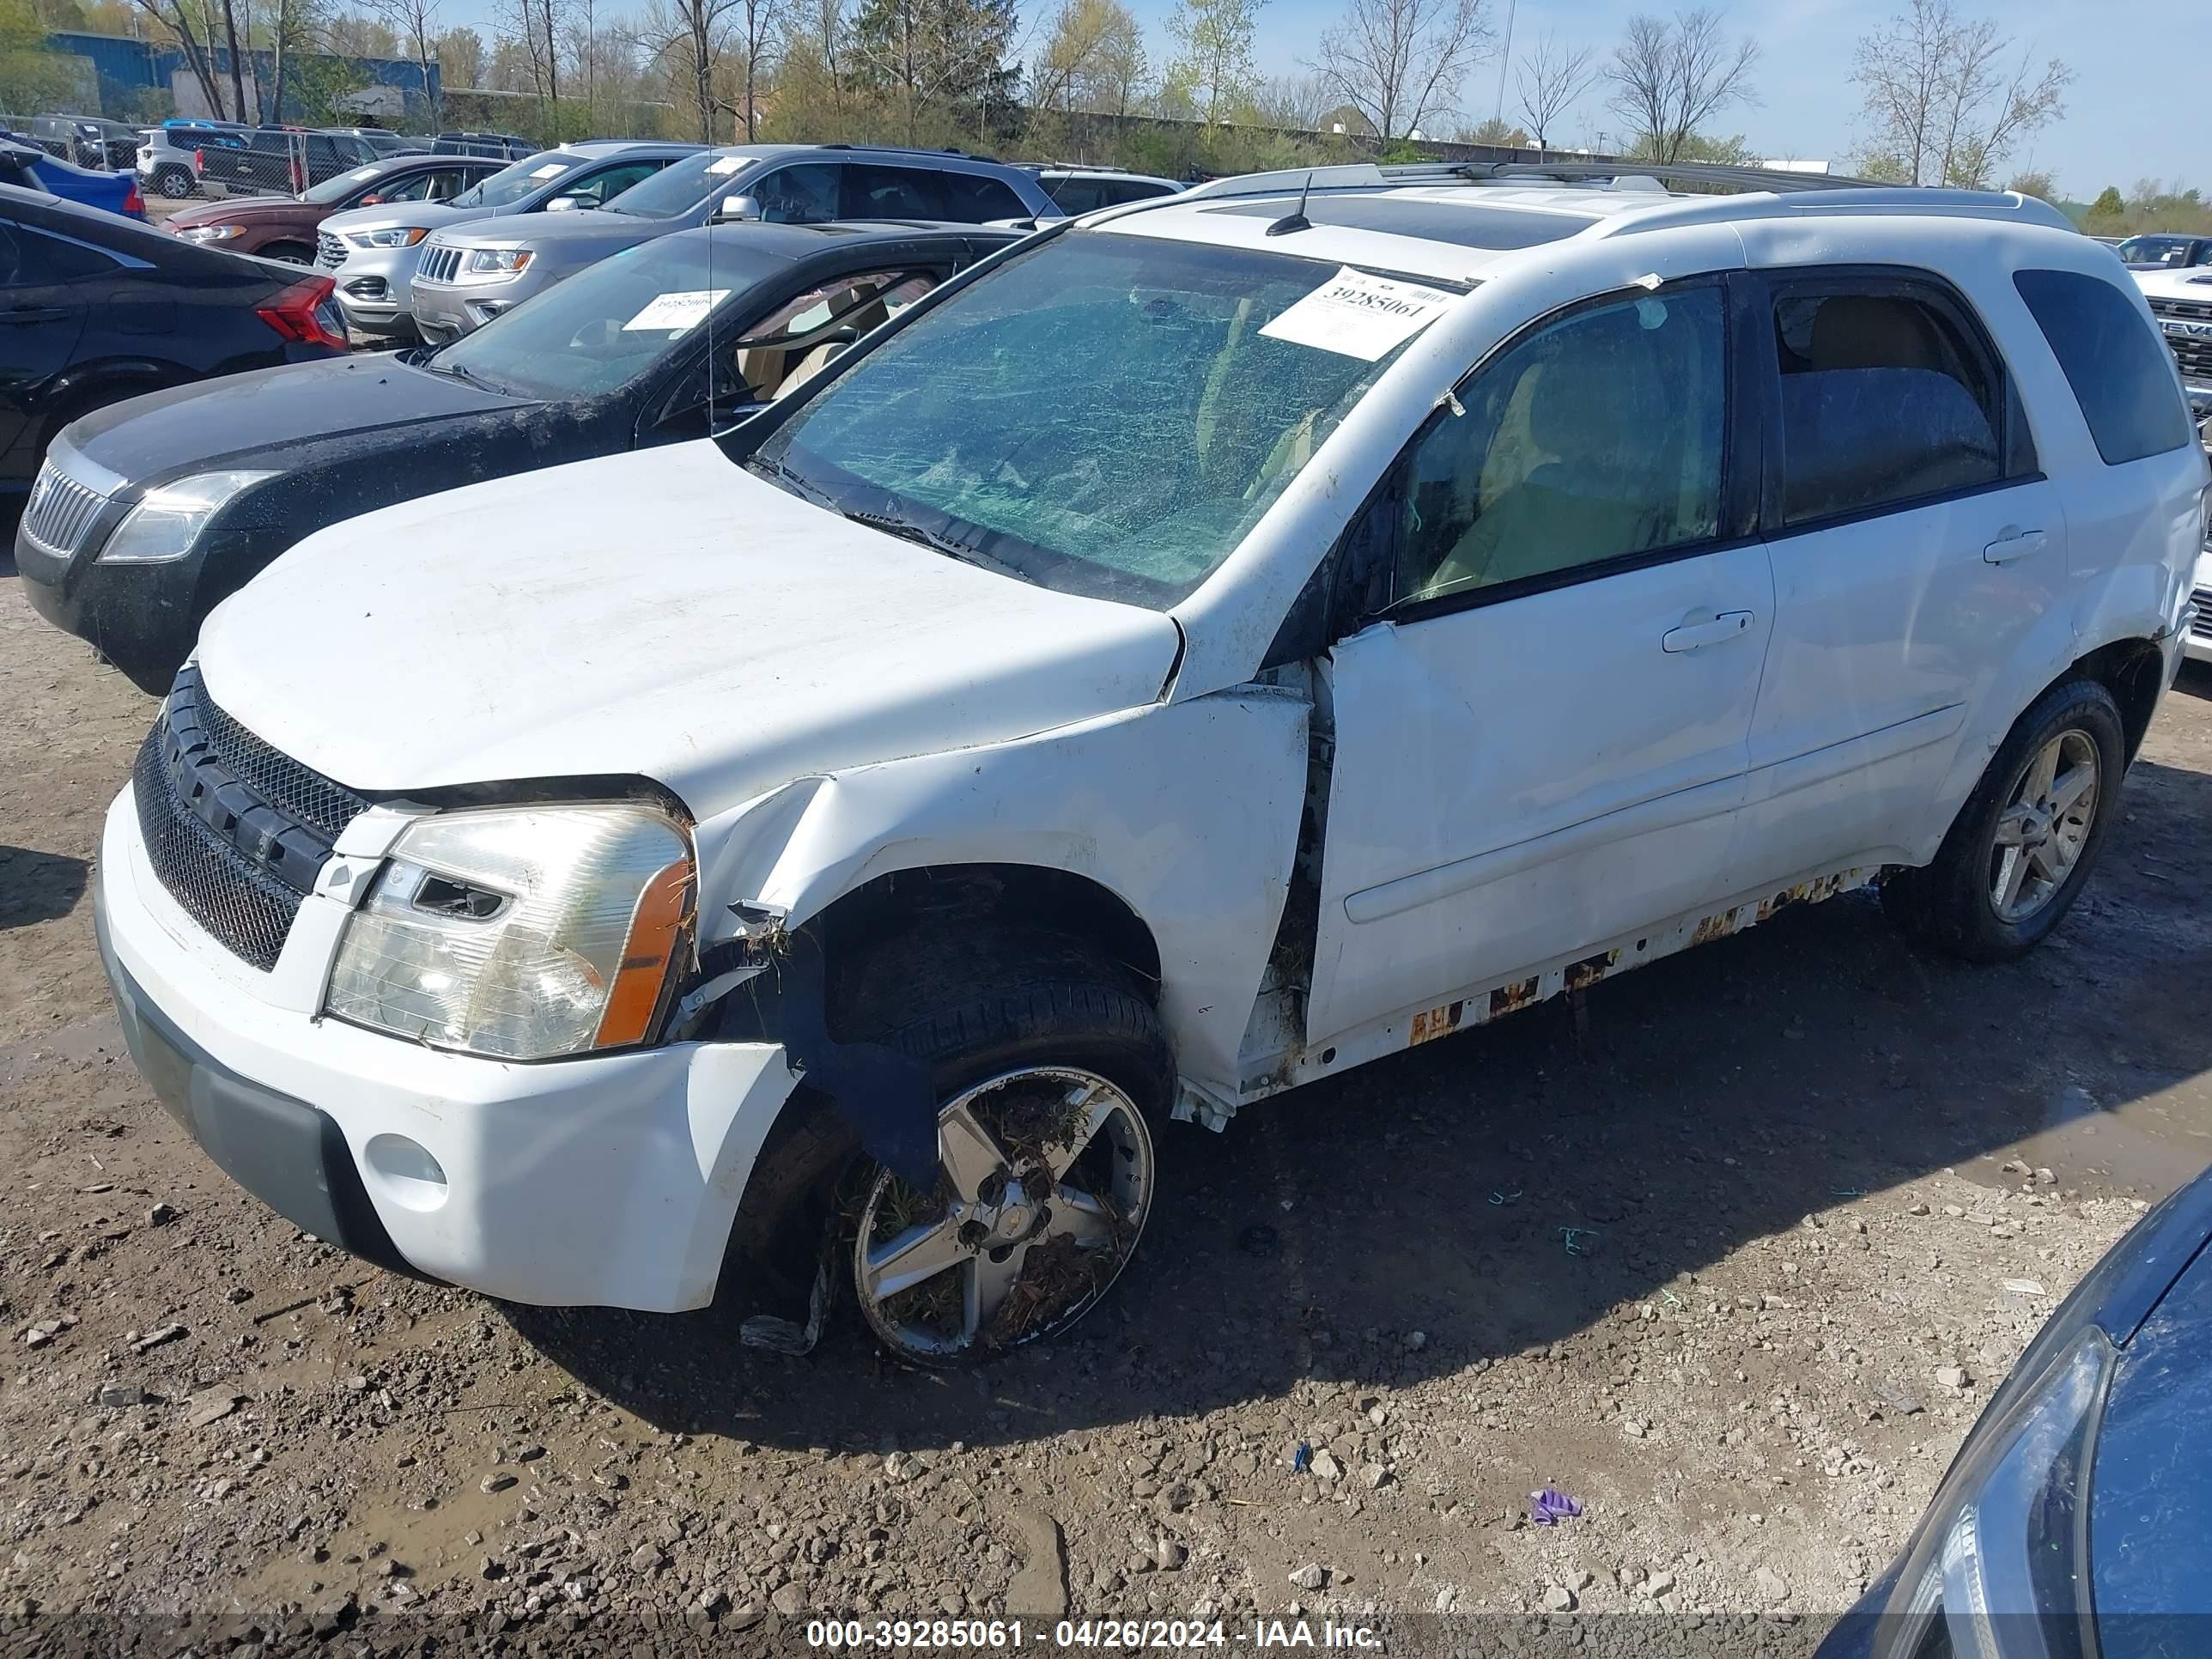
[1203,194,1595,249]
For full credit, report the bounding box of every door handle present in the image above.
[1984,527,2047,564]
[1662,610,1756,653]
[0,307,67,325]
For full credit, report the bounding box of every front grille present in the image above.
[2148,297,2212,381]
[21,461,107,556]
[416,244,462,283]
[2192,586,2212,642]
[316,230,345,269]
[196,691,367,842]
[132,667,369,971]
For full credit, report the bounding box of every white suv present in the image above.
[96,162,2209,1364]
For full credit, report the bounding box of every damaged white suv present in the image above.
[98,163,2209,1363]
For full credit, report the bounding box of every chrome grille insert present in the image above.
[315,230,346,269]
[416,244,463,283]
[21,462,107,556]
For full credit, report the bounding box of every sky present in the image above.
[441,0,2204,202]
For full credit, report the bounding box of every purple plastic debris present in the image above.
[1529,1486,1583,1526]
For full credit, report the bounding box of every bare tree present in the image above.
[1850,0,2069,188]
[639,0,775,141]
[129,0,228,116]
[1314,0,1493,143]
[374,0,445,125]
[1602,7,1759,165]
[1029,0,1143,117]
[1515,30,1594,159]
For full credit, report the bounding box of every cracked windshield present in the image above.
[750,233,1444,605]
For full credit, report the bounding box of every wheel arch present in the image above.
[689,687,1311,1106]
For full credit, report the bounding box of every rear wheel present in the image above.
[152,165,195,198]
[1881,679,2124,961]
[842,928,1174,1365]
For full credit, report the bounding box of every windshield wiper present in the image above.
[426,360,514,397]
[745,455,840,511]
[841,507,1029,583]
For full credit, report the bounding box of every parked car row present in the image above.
[27,217,1012,687]
[0,137,143,219]
[161,152,504,264]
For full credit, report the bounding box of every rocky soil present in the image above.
[5,576,2210,1654]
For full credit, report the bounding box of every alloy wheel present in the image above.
[1988,727,2099,923]
[853,1066,1154,1363]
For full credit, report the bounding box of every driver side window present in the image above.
[721,268,938,404]
[1395,285,1728,605]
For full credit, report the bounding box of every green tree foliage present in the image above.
[1162,0,1261,124]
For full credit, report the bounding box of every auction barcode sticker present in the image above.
[623,289,731,332]
[1260,266,1458,361]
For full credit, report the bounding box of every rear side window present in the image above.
[2013,269,2193,466]
[1773,289,2002,526]
[933,171,1030,222]
[843,164,944,219]
[1043,177,1108,216]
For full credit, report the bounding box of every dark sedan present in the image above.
[18,218,1015,691]
[1818,1161,2212,1656]
[0,182,344,520]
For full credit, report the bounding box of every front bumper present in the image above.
[15,517,202,695]
[328,244,425,337]
[96,784,800,1311]
[410,267,542,340]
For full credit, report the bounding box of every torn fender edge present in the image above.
[709,927,941,1188]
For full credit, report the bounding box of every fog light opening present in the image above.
[363,1133,449,1212]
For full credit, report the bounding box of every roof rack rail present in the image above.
[1437,159,1891,192]
[1176,158,1900,204]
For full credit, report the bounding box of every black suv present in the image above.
[29,113,138,170]
[432,131,534,161]
[197,129,383,194]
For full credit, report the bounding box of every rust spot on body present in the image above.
[1489,977,1540,1018]
[1565,949,1619,991]
[1409,1000,1464,1046]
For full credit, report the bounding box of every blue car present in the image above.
[0,137,145,220]
[1819,1162,2212,1656]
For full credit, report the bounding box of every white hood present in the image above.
[196,442,1182,810]
[2131,267,2212,301]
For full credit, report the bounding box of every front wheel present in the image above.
[1881,679,2125,962]
[842,928,1175,1364]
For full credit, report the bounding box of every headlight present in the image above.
[175,222,243,243]
[343,225,427,249]
[99,470,276,563]
[1876,1325,2116,1657]
[461,246,532,278]
[325,804,695,1060]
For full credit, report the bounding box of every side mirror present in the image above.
[359,192,384,205]
[545,194,581,212]
[714,193,761,223]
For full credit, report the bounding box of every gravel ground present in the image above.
[3,563,2210,1650]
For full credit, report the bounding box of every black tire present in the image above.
[261,240,313,265]
[153,165,195,198]
[1881,678,2125,962]
[843,927,1176,1110]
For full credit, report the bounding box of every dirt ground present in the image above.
[4,559,2211,1650]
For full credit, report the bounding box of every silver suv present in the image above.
[410,143,1057,341]
[316,140,701,342]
